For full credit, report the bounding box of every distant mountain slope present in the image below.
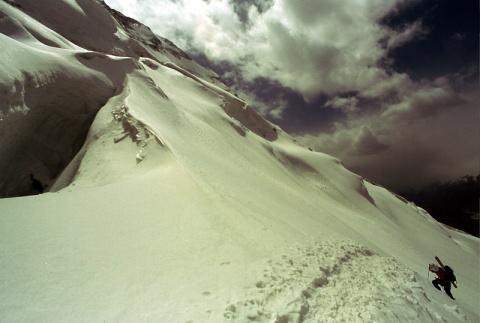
[0,1,478,322]
[400,175,480,237]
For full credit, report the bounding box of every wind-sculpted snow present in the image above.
[149,58,279,141]
[0,9,140,196]
[0,37,120,195]
[225,240,462,322]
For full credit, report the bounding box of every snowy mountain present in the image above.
[0,0,478,322]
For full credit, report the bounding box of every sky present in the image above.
[104,0,479,192]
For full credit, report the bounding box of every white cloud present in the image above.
[325,96,359,113]
[385,19,429,49]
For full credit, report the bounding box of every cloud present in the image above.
[385,19,429,49]
[228,0,275,27]
[245,0,403,101]
[325,96,359,113]
[297,85,479,191]
[382,83,465,123]
[353,127,390,156]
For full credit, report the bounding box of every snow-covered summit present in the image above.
[0,1,478,322]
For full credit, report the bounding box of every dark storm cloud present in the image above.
[382,80,466,123]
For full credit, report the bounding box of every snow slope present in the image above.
[0,1,478,322]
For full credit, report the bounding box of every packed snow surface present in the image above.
[0,1,478,322]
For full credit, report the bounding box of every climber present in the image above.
[429,263,456,300]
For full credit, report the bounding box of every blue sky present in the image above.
[105,0,479,191]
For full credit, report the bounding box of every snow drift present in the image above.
[0,1,478,322]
